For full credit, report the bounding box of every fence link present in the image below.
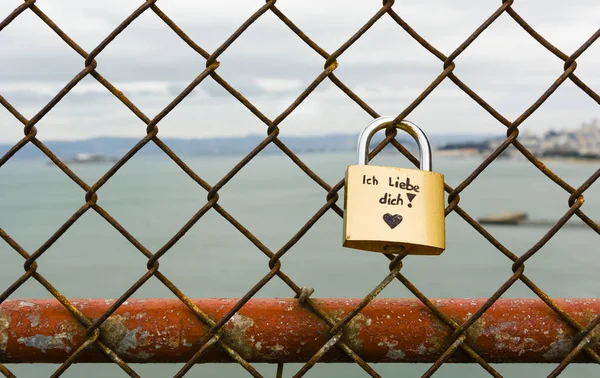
[1,1,599,377]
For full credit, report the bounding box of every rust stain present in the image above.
[380,339,406,360]
[543,329,575,361]
[99,315,129,350]
[0,310,9,354]
[99,314,154,360]
[342,313,367,352]
[221,314,255,360]
[17,333,73,353]
[117,328,141,354]
[26,312,40,328]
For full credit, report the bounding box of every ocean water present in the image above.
[1,151,599,377]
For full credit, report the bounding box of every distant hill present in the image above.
[0,132,500,160]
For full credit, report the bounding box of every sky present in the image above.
[0,0,598,143]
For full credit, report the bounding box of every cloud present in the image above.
[0,0,598,142]
[253,78,304,93]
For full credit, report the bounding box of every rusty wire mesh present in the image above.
[1,0,599,377]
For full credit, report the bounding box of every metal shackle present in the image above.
[357,117,432,171]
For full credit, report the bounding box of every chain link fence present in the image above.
[1,0,599,377]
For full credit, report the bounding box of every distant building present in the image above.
[535,120,599,158]
[578,119,600,156]
[436,119,600,160]
[518,129,542,151]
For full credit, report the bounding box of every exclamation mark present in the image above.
[406,193,416,208]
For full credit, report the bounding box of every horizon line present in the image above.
[0,130,503,145]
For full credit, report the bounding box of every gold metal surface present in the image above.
[343,165,445,255]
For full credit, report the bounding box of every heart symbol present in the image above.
[383,213,403,229]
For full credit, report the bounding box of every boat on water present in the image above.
[478,211,528,225]
[478,211,587,228]
[48,153,119,165]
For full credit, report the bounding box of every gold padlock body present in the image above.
[343,165,445,255]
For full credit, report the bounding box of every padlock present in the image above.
[342,117,445,255]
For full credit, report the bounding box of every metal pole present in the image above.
[1,298,598,363]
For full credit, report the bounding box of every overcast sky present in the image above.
[0,0,598,142]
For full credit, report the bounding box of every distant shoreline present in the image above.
[534,157,600,164]
[435,121,600,164]
[433,149,600,164]
[24,150,599,166]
